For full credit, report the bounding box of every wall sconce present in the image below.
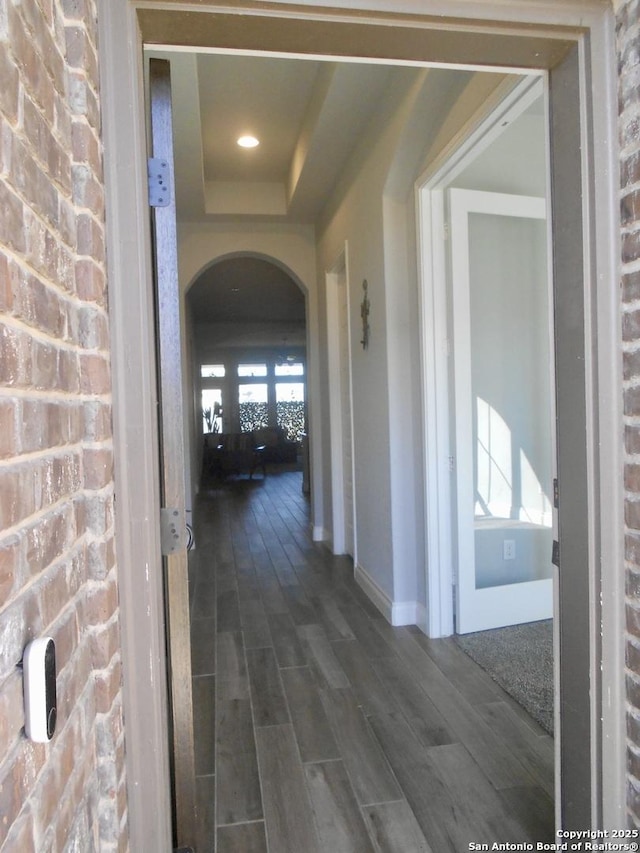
[360,279,370,350]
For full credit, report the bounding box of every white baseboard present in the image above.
[414,601,429,634]
[354,564,393,621]
[391,600,421,627]
[312,525,328,542]
[354,564,422,627]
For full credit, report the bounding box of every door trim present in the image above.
[326,245,357,559]
[416,76,545,640]
[98,1,622,843]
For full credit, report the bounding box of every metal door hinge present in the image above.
[552,539,560,568]
[160,507,186,555]
[148,157,171,207]
[553,478,559,509]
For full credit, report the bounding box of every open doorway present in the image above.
[187,255,308,490]
[418,77,556,737]
[155,45,561,846]
[101,5,624,844]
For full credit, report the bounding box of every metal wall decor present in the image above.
[360,279,370,349]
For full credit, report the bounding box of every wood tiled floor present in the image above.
[189,469,555,853]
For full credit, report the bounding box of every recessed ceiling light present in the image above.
[237,135,259,149]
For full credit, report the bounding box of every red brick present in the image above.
[8,4,55,124]
[23,97,52,170]
[75,258,105,304]
[76,213,104,258]
[622,150,640,189]
[0,181,25,254]
[0,398,18,458]
[624,190,640,226]
[0,587,43,682]
[30,338,57,390]
[56,640,92,719]
[62,0,94,22]
[1,810,36,853]
[0,535,20,601]
[628,464,640,493]
[625,349,640,380]
[82,401,112,442]
[25,507,73,577]
[0,44,20,124]
[0,255,14,312]
[65,25,98,83]
[84,579,118,627]
[0,467,35,529]
[57,348,81,394]
[625,385,640,416]
[624,230,640,264]
[78,306,108,350]
[9,133,59,226]
[626,499,640,530]
[0,670,23,761]
[79,352,111,395]
[0,0,124,845]
[90,618,120,671]
[83,446,113,490]
[71,120,101,173]
[17,0,66,95]
[58,197,77,248]
[71,162,104,214]
[23,210,58,283]
[625,311,640,342]
[20,400,71,452]
[51,608,79,669]
[14,270,67,338]
[38,565,72,630]
[94,657,123,713]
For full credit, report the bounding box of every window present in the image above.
[275,361,304,377]
[201,364,225,378]
[276,382,305,441]
[202,389,223,433]
[239,383,269,431]
[238,363,267,377]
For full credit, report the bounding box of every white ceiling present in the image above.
[144,50,483,325]
[147,49,394,223]
[198,54,321,183]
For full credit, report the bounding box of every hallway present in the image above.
[189,470,554,852]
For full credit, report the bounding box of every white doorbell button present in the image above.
[23,638,57,743]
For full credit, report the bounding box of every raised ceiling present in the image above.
[198,54,321,183]
[147,49,395,222]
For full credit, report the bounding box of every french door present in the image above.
[449,188,555,634]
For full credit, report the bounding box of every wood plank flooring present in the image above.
[189,469,554,853]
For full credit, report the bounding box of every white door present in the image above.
[449,188,554,634]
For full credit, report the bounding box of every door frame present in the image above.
[326,245,357,559]
[416,76,549,636]
[416,75,548,638]
[97,0,623,845]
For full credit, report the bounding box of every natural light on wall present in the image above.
[475,397,551,527]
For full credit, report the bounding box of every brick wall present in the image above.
[619,0,640,828]
[0,1,126,850]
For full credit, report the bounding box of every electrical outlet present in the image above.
[503,539,516,560]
